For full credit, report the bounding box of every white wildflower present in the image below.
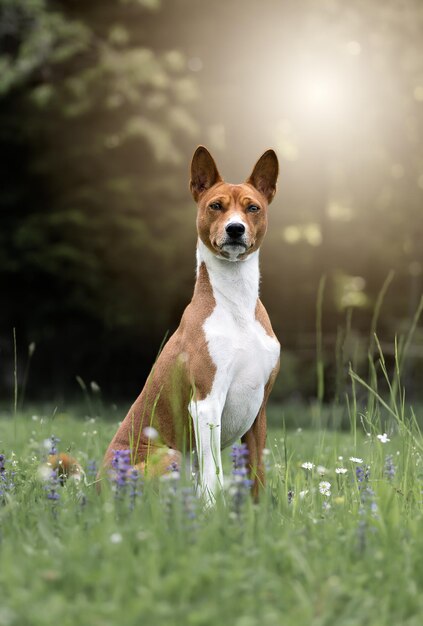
[37,464,52,482]
[110,532,123,544]
[377,433,390,443]
[335,467,348,474]
[299,489,309,499]
[349,456,363,463]
[301,462,314,470]
[160,471,180,481]
[319,481,331,496]
[143,426,159,440]
[317,465,328,475]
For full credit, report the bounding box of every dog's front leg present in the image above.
[189,397,223,505]
[242,367,279,501]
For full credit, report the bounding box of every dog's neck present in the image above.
[196,239,260,319]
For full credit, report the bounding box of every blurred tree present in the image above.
[0,0,199,396]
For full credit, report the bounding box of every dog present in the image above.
[102,146,280,503]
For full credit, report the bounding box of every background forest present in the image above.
[1,0,422,404]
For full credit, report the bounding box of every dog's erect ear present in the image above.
[190,146,222,202]
[246,150,279,204]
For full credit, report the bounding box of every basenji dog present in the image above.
[102,146,280,503]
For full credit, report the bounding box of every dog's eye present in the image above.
[247,204,260,213]
[209,202,222,210]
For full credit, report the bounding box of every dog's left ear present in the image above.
[246,150,279,204]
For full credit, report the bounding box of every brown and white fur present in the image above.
[102,146,280,503]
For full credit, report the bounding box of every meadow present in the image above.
[0,386,423,626]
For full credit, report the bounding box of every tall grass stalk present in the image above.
[18,342,36,412]
[75,376,94,418]
[392,295,423,403]
[316,275,326,407]
[366,271,395,416]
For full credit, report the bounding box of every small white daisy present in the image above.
[301,462,314,470]
[349,456,363,463]
[143,426,159,440]
[319,481,331,496]
[110,532,123,544]
[338,455,343,461]
[335,467,348,474]
[317,465,328,475]
[377,433,390,443]
[37,464,52,482]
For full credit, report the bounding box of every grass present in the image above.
[0,398,423,626]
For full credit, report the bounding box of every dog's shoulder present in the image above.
[255,298,279,341]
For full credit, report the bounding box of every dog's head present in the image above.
[190,146,279,261]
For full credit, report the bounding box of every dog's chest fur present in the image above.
[198,241,280,448]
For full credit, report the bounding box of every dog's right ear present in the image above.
[190,146,222,202]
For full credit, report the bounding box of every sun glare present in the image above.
[299,71,343,117]
[307,77,335,107]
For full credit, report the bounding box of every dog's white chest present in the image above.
[191,241,280,452]
[203,297,279,448]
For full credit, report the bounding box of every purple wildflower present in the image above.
[47,436,60,456]
[109,449,142,510]
[45,467,60,511]
[110,449,132,497]
[181,486,197,521]
[87,460,98,480]
[229,443,252,516]
[161,463,197,530]
[161,461,181,519]
[355,465,370,483]
[355,464,377,551]
[128,468,141,511]
[0,454,14,502]
[167,461,179,474]
[384,455,396,481]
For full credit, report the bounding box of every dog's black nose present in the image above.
[225,222,245,238]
